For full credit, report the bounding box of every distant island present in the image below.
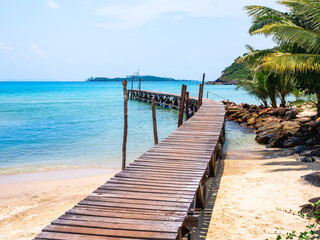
[206,56,253,85]
[86,75,197,82]
[87,62,253,85]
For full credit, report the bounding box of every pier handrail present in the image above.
[206,90,229,101]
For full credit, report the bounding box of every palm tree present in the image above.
[237,45,294,108]
[237,70,270,107]
[245,0,320,116]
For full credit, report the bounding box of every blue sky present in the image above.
[0,0,284,81]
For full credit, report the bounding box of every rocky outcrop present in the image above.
[223,101,319,159]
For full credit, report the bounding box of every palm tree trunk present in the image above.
[316,92,320,118]
[280,92,286,108]
[269,94,277,108]
[262,100,268,108]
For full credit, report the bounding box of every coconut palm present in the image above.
[237,70,270,107]
[238,45,294,108]
[245,0,320,115]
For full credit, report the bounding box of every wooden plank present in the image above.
[59,214,183,227]
[66,209,185,221]
[52,219,179,233]
[43,224,178,239]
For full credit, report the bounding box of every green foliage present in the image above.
[86,75,195,82]
[267,201,320,240]
[244,0,320,115]
[219,57,254,83]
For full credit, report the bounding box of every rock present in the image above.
[241,113,251,122]
[301,172,320,187]
[257,122,282,133]
[284,109,298,120]
[247,116,257,125]
[300,147,320,157]
[258,108,273,115]
[269,107,286,117]
[300,156,317,162]
[256,131,276,144]
[240,103,250,109]
[293,117,311,123]
[227,106,243,115]
[309,120,320,128]
[255,122,264,129]
[235,118,244,123]
[283,137,303,148]
[306,138,314,146]
[293,145,306,153]
[282,121,300,135]
[267,131,287,148]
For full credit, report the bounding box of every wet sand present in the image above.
[205,148,320,240]
[0,168,118,240]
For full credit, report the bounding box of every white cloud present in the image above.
[92,0,283,30]
[0,41,13,51]
[29,44,50,58]
[47,0,59,10]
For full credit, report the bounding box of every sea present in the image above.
[0,81,261,175]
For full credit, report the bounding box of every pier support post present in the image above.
[178,85,187,127]
[122,80,128,170]
[185,92,189,121]
[197,73,205,111]
[130,76,134,99]
[151,97,158,145]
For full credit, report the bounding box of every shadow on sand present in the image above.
[192,152,226,240]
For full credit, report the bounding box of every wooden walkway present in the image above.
[35,90,226,240]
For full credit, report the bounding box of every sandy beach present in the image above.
[206,147,320,240]
[0,168,118,240]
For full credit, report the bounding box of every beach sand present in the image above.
[0,168,118,240]
[205,147,320,240]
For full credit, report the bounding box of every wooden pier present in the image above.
[128,89,198,116]
[35,90,226,240]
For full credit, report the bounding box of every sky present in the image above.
[0,0,285,81]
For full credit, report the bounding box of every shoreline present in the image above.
[0,167,118,240]
[0,166,120,184]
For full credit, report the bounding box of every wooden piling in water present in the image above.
[185,92,189,121]
[122,80,128,170]
[197,73,205,111]
[178,85,187,127]
[130,76,134,100]
[151,97,158,145]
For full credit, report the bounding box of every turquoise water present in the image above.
[0,81,259,174]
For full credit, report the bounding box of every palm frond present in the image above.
[261,52,320,73]
[245,5,288,33]
[278,0,320,31]
[251,22,320,54]
[236,48,276,68]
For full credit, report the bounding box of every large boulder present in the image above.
[257,121,282,133]
[293,117,311,124]
[267,131,288,148]
[247,116,257,126]
[241,113,252,122]
[300,147,320,157]
[256,130,276,144]
[283,137,303,148]
[284,109,298,121]
[258,108,273,116]
[269,107,286,117]
[227,106,243,115]
[282,121,300,135]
